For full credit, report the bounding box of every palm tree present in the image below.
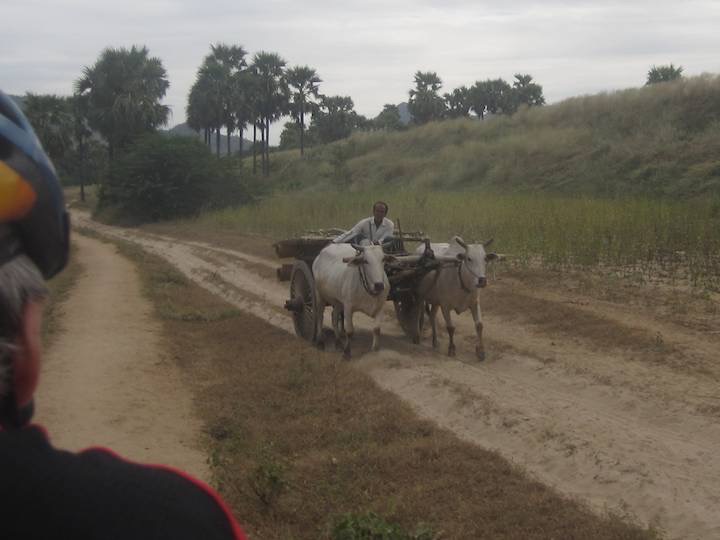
[646,64,684,85]
[236,71,263,172]
[408,71,446,124]
[186,82,211,145]
[286,66,321,155]
[206,44,247,156]
[510,74,545,112]
[251,51,288,175]
[189,62,224,156]
[231,68,260,157]
[75,45,170,160]
[444,86,471,118]
[188,44,248,157]
[23,94,75,163]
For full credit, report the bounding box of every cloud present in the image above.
[3,0,719,138]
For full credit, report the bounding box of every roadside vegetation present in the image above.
[111,235,660,539]
[195,191,720,292]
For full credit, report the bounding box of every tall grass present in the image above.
[198,191,720,291]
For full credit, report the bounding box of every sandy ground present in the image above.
[71,210,720,540]
[34,233,211,481]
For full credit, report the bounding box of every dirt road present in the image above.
[72,211,720,540]
[34,233,211,481]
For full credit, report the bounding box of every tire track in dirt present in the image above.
[74,211,720,540]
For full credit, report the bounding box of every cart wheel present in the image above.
[288,261,319,343]
[393,292,424,343]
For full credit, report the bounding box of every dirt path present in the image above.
[34,233,210,481]
[73,211,720,540]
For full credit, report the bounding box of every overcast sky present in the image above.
[4,0,720,141]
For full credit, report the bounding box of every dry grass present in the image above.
[113,237,660,540]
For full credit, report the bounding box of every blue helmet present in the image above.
[0,90,69,279]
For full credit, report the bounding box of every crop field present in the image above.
[197,191,720,291]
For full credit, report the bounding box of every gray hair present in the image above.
[0,255,47,399]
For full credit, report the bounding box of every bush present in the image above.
[99,134,253,221]
[332,512,436,540]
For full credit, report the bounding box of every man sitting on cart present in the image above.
[333,201,395,246]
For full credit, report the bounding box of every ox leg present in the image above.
[342,305,354,360]
[371,310,384,352]
[331,304,344,351]
[440,306,456,357]
[429,303,440,349]
[315,301,326,350]
[470,301,485,361]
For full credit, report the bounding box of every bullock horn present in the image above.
[483,238,494,248]
[454,236,468,249]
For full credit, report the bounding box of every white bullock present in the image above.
[416,236,497,360]
[313,243,392,359]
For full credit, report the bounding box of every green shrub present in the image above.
[100,134,253,221]
[332,512,436,540]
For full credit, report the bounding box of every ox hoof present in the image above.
[476,349,486,362]
[342,351,352,361]
[412,335,420,345]
[316,340,325,351]
[448,347,456,357]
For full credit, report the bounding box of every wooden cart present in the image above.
[274,229,454,344]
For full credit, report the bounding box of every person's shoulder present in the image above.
[353,216,372,226]
[384,218,395,227]
[0,429,245,540]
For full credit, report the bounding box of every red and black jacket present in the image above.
[0,425,247,540]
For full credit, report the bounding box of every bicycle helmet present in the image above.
[0,89,69,279]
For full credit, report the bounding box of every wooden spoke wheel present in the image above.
[288,261,319,343]
[393,291,424,343]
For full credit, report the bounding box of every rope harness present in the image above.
[457,258,485,293]
[359,260,384,296]
[458,260,473,293]
[426,257,483,294]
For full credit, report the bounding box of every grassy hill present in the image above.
[267,74,720,199]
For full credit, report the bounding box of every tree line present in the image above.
[19,41,686,198]
[407,71,545,125]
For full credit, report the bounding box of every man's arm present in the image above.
[333,218,367,243]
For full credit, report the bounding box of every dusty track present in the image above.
[34,233,211,481]
[74,211,720,540]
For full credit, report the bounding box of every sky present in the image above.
[3,0,720,143]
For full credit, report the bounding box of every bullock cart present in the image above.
[274,229,454,345]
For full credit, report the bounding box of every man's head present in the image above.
[0,89,69,428]
[372,201,388,224]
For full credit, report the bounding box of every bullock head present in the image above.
[342,244,390,294]
[452,236,497,288]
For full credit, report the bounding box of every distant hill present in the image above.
[164,122,255,156]
[267,75,720,199]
